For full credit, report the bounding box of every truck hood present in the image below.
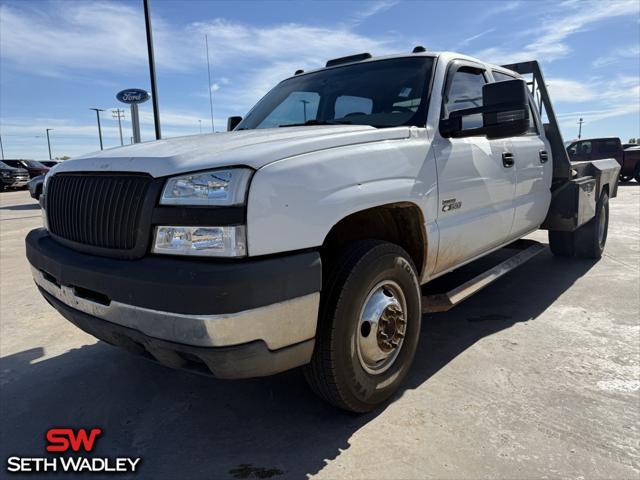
[54,125,411,178]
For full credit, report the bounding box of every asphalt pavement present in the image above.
[1,185,638,479]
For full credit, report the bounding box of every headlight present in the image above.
[160,168,252,206]
[152,226,246,257]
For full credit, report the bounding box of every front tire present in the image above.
[304,240,422,413]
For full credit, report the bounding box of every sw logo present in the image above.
[46,427,102,452]
[5,427,141,474]
[442,198,462,212]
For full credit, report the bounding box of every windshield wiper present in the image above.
[279,119,352,127]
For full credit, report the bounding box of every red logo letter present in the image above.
[46,428,103,452]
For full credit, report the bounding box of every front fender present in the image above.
[246,135,437,256]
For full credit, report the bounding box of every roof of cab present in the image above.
[286,50,521,81]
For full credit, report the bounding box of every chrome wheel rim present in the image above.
[598,203,607,248]
[356,281,407,375]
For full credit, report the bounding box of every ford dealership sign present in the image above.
[116,89,150,104]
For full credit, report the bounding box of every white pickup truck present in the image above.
[26,49,619,412]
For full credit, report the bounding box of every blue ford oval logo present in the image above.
[116,89,150,104]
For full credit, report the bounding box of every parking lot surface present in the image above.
[1,186,639,479]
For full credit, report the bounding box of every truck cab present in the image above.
[26,49,618,412]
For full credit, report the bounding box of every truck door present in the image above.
[431,62,517,274]
[502,88,552,238]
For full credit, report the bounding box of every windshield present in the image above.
[238,57,435,130]
[25,160,47,168]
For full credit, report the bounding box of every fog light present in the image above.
[152,226,246,257]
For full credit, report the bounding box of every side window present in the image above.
[598,140,619,154]
[526,102,538,134]
[334,95,373,119]
[567,142,578,155]
[492,71,515,83]
[579,141,592,155]
[444,67,486,129]
[256,91,319,128]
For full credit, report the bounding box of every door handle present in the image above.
[539,150,549,163]
[502,152,514,168]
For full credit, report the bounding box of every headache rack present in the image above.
[502,60,620,232]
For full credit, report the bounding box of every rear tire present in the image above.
[574,191,609,259]
[549,230,574,257]
[619,175,633,183]
[549,191,609,259]
[634,165,640,183]
[304,240,422,413]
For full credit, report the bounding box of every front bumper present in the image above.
[1,176,28,188]
[26,228,322,378]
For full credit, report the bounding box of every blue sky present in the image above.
[0,0,639,159]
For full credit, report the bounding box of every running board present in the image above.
[422,240,546,313]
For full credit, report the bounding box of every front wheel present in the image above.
[304,240,422,413]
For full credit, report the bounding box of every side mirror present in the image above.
[440,79,530,140]
[227,116,242,131]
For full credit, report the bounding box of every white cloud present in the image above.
[593,44,640,68]
[348,0,400,26]
[192,20,395,65]
[0,2,194,76]
[551,75,640,131]
[477,1,522,21]
[458,28,496,48]
[546,78,596,103]
[473,0,640,64]
[190,19,399,111]
[546,75,638,104]
[0,2,405,143]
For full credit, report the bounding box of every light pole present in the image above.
[205,34,215,133]
[199,119,202,134]
[143,0,161,140]
[112,109,125,146]
[0,134,4,160]
[90,108,105,149]
[577,117,584,139]
[46,128,53,160]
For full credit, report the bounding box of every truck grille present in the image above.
[46,173,151,251]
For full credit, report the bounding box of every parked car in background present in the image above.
[567,137,640,183]
[40,160,61,168]
[622,143,637,150]
[0,161,30,190]
[2,159,49,179]
[28,175,45,201]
